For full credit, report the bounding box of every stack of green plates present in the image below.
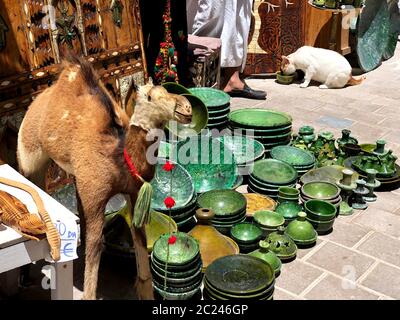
[203,255,275,300]
[248,159,298,199]
[228,109,293,152]
[151,232,203,300]
[189,87,231,130]
[150,162,197,230]
[197,189,247,235]
[270,145,316,177]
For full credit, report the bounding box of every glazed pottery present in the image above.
[145,211,178,253]
[336,129,358,150]
[229,109,292,129]
[266,226,297,261]
[253,210,285,235]
[243,193,276,217]
[292,125,315,150]
[276,71,295,85]
[248,240,282,276]
[300,165,359,185]
[204,254,275,295]
[275,201,303,224]
[304,199,337,221]
[188,87,230,108]
[310,131,337,167]
[150,162,194,211]
[271,146,315,167]
[374,139,388,155]
[230,223,263,244]
[301,181,340,200]
[174,136,238,193]
[162,82,191,94]
[306,216,335,234]
[336,168,357,216]
[197,189,246,216]
[284,212,317,246]
[252,159,298,185]
[189,208,239,272]
[352,179,369,210]
[364,169,381,202]
[152,232,200,265]
[229,124,292,135]
[359,143,376,155]
[278,186,300,201]
[218,135,265,166]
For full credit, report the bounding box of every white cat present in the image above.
[281,46,365,89]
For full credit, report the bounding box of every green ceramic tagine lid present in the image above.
[266,226,297,261]
[248,240,282,276]
[284,212,318,246]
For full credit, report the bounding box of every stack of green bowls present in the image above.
[253,210,285,236]
[228,109,293,152]
[270,145,316,177]
[197,189,247,235]
[304,199,337,234]
[203,254,275,300]
[300,181,342,214]
[230,223,264,253]
[151,232,203,300]
[275,187,303,224]
[248,159,298,199]
[189,87,231,130]
[150,162,197,230]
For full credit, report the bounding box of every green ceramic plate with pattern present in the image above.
[270,146,315,167]
[173,136,238,193]
[150,162,194,211]
[152,232,200,265]
[189,87,231,108]
[205,254,275,294]
[218,135,265,166]
[198,189,247,216]
[252,159,298,185]
[229,109,292,129]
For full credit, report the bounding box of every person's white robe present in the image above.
[186,0,252,71]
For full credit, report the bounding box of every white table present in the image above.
[0,164,80,300]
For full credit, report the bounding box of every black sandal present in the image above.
[227,83,267,100]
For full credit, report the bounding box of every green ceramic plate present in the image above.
[229,124,292,134]
[188,87,230,108]
[151,260,202,279]
[162,82,191,95]
[212,209,246,222]
[252,159,298,185]
[211,215,247,227]
[249,175,295,190]
[152,252,201,271]
[174,137,238,193]
[229,109,292,129]
[150,162,194,211]
[208,105,231,116]
[271,146,315,167]
[300,165,359,185]
[207,119,229,128]
[218,135,265,166]
[152,232,200,265]
[197,189,246,216]
[205,254,275,294]
[166,94,209,139]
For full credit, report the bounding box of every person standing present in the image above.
[187,0,267,99]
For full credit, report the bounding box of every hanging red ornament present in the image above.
[162,161,175,172]
[164,196,176,209]
[168,235,177,245]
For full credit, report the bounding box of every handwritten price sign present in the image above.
[52,219,78,262]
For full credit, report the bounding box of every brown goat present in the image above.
[17,57,192,299]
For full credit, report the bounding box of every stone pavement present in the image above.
[231,45,400,300]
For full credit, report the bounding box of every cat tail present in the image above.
[347,75,366,86]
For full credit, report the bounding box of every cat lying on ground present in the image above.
[281,46,366,89]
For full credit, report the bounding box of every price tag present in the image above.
[45,218,78,262]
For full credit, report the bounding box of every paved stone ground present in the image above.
[231,45,400,300]
[3,46,399,301]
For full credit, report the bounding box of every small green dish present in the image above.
[230,223,263,244]
[253,210,285,230]
[301,181,340,200]
[276,71,296,85]
[304,200,337,221]
[188,87,231,108]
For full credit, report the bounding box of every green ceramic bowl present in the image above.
[271,146,315,167]
[166,93,208,139]
[174,136,238,193]
[152,252,201,271]
[208,105,231,116]
[253,210,285,230]
[252,159,298,185]
[300,165,359,185]
[278,186,300,199]
[301,181,340,200]
[188,87,230,108]
[157,192,197,214]
[275,201,302,221]
[212,212,247,226]
[151,162,194,211]
[162,82,191,94]
[218,135,265,166]
[197,189,246,216]
[151,266,203,286]
[276,71,296,85]
[151,260,202,279]
[306,216,335,234]
[153,284,201,300]
[229,109,292,129]
[304,200,337,221]
[229,124,292,135]
[285,212,317,245]
[230,223,263,244]
[152,232,200,265]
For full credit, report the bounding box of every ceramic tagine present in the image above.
[265,226,297,262]
[336,168,357,216]
[248,240,282,276]
[292,126,315,150]
[284,212,318,247]
[310,131,337,167]
[189,208,240,272]
[336,129,359,165]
